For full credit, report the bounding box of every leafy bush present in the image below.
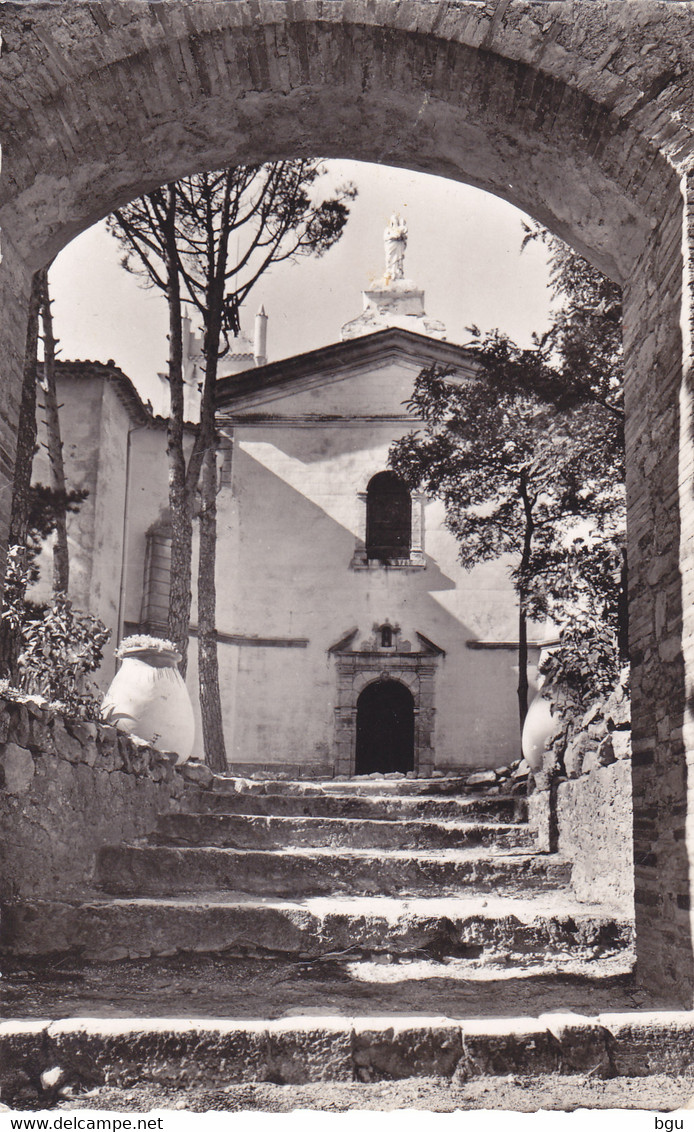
[539,610,621,716]
[1,547,110,719]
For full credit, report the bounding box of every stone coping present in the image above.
[0,694,214,787]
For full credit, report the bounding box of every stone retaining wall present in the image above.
[529,673,634,913]
[0,696,207,902]
[556,761,634,911]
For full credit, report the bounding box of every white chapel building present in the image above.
[39,219,547,774]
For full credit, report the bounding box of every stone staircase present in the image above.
[1,771,649,1101]
[6,771,633,972]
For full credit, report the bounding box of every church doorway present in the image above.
[355,680,414,775]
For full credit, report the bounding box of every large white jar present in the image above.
[521,690,555,772]
[102,638,195,764]
[520,646,557,773]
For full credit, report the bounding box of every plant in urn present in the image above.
[102,635,195,764]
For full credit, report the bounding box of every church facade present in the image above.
[35,222,548,774]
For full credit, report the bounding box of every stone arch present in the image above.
[1,0,694,1000]
[335,656,437,777]
[353,670,420,697]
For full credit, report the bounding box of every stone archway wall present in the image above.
[2,0,694,1000]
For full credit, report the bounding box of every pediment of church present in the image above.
[216,328,478,421]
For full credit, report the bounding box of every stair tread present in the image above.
[117,844,552,863]
[167,813,527,830]
[204,788,512,802]
[73,891,624,919]
[1,951,637,1025]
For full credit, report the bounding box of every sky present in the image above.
[48,159,556,412]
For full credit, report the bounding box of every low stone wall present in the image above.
[556,760,633,910]
[529,670,634,913]
[0,696,206,902]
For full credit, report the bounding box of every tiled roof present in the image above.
[55,359,196,432]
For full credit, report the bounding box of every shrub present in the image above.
[2,548,110,718]
[539,610,621,718]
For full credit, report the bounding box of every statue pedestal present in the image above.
[363,279,425,317]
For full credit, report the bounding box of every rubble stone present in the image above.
[540,1013,612,1076]
[466,771,497,787]
[458,1019,559,1078]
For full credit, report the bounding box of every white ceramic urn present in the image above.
[521,690,555,772]
[520,647,557,772]
[102,639,195,764]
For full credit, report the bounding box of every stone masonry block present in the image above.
[51,719,85,764]
[539,1013,612,1076]
[457,1018,560,1079]
[0,1019,51,1078]
[179,760,214,789]
[0,1020,52,1104]
[598,1012,694,1076]
[46,1020,269,1089]
[265,1017,353,1083]
[352,1016,463,1080]
[0,742,35,793]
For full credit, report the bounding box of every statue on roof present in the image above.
[384,213,408,281]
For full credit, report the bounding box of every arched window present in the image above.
[365,471,411,561]
[140,515,172,633]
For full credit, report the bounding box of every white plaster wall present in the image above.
[31,378,132,685]
[224,388,531,768]
[43,363,536,769]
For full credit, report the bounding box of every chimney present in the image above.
[254,305,268,367]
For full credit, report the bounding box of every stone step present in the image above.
[317,776,499,796]
[153,812,534,852]
[96,844,571,899]
[6,1007,686,1101]
[210,774,485,797]
[186,787,525,824]
[1,893,632,965]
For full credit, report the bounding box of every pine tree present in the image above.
[108,162,355,768]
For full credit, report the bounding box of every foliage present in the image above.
[390,228,626,727]
[2,479,108,719]
[391,361,622,611]
[115,634,179,658]
[24,483,88,553]
[1,484,90,676]
[2,548,110,718]
[108,161,356,356]
[1,545,42,635]
[521,222,623,419]
[539,613,621,712]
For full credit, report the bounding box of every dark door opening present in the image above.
[355,679,415,775]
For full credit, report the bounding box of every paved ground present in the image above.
[0,953,646,1021]
[15,1074,694,1113]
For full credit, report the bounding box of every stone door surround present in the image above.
[330,625,442,776]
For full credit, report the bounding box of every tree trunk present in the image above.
[9,271,42,549]
[162,184,195,675]
[0,270,42,679]
[517,596,529,733]
[38,269,69,596]
[517,469,534,735]
[195,175,232,771]
[197,443,226,771]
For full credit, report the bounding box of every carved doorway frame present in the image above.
[330,626,443,777]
